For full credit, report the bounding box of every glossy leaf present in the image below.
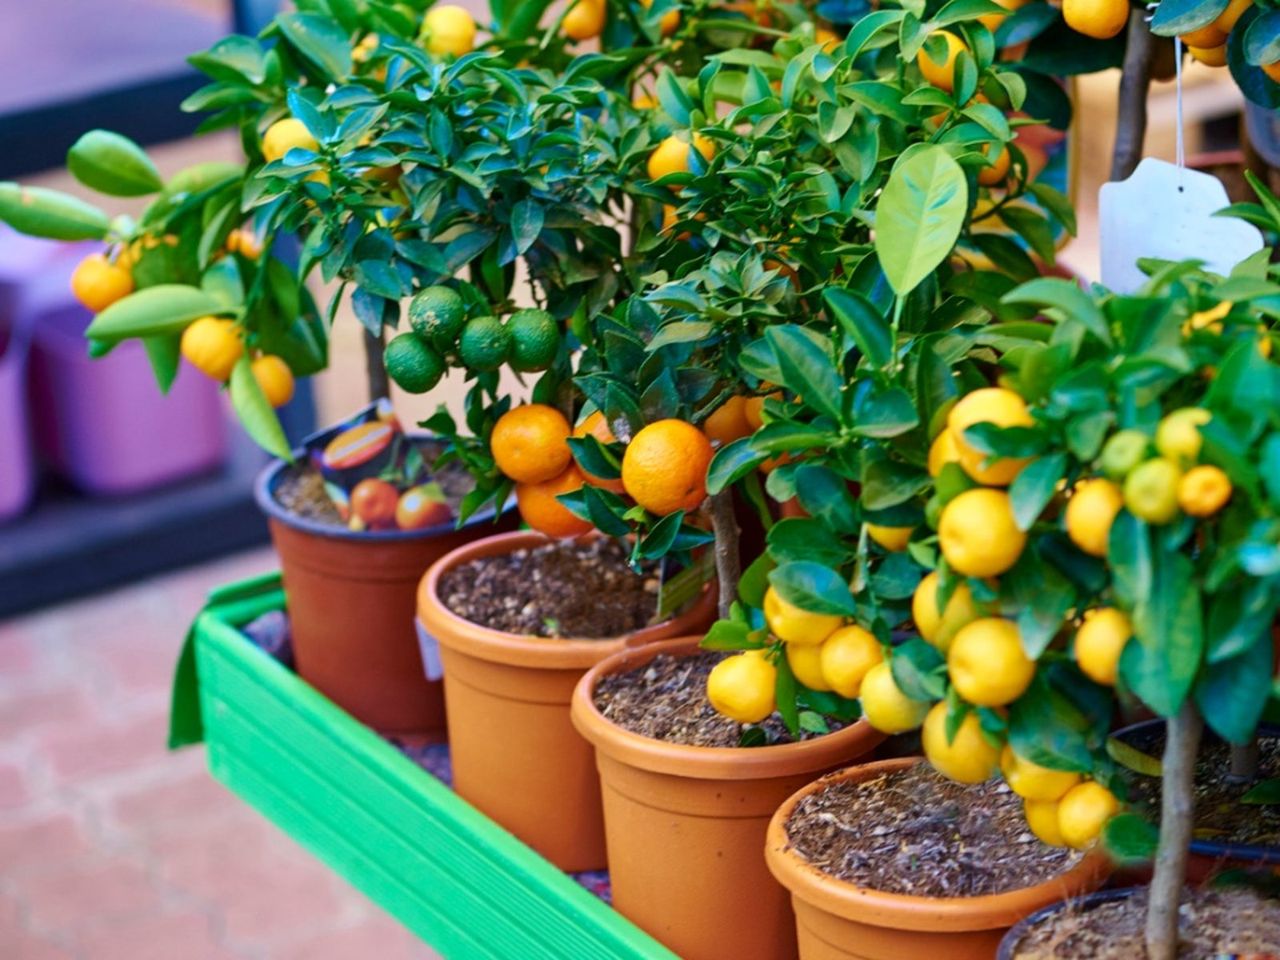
[823,287,893,368]
[67,130,163,196]
[229,355,292,461]
[874,145,968,296]
[0,182,110,240]
[769,561,857,616]
[86,285,226,341]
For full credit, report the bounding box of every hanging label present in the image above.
[1098,157,1263,294]
[415,618,444,681]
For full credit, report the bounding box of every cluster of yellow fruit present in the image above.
[914,32,1011,186]
[706,586,885,724]
[490,403,714,538]
[180,317,295,408]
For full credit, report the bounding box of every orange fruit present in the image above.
[573,411,626,494]
[640,0,680,35]
[395,485,452,530]
[351,478,400,529]
[516,465,593,538]
[621,419,714,515]
[251,355,295,408]
[70,252,134,313]
[491,404,573,484]
[647,133,716,187]
[1188,43,1228,66]
[1062,0,1129,39]
[744,389,781,430]
[180,316,243,382]
[917,31,966,92]
[1181,23,1227,47]
[563,0,606,40]
[978,144,1011,186]
[703,396,753,447]
[1215,0,1252,31]
[979,0,1029,31]
[1264,60,1280,83]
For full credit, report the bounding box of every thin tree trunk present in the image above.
[708,490,741,620]
[363,327,390,403]
[1111,11,1155,182]
[1229,740,1261,783]
[1146,701,1203,960]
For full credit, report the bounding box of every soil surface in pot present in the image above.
[784,763,1081,897]
[593,651,835,747]
[274,439,473,526]
[439,537,662,638]
[1123,728,1280,847]
[1009,886,1280,958]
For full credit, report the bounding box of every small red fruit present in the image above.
[351,478,399,529]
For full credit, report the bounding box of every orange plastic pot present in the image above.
[257,457,514,738]
[571,638,886,960]
[418,531,717,872]
[766,758,1113,960]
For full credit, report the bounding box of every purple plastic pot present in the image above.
[0,319,34,522]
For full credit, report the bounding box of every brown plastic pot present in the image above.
[766,758,1113,960]
[571,638,887,960]
[256,455,514,739]
[417,531,717,872]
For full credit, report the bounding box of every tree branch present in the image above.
[1111,11,1155,182]
[363,327,390,403]
[708,490,742,620]
[1146,701,1203,960]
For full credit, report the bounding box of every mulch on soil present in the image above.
[439,537,661,638]
[784,763,1082,898]
[1010,886,1280,959]
[593,651,826,748]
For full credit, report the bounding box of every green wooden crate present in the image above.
[171,573,675,960]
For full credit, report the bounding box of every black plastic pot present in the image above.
[996,888,1137,960]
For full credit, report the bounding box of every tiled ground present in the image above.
[0,550,441,960]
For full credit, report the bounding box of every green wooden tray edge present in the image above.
[177,573,677,960]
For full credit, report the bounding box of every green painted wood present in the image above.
[192,577,676,960]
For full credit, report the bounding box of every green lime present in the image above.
[384,333,446,393]
[407,285,467,351]
[1099,429,1150,480]
[507,308,560,372]
[458,316,510,372]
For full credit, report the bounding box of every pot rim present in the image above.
[995,886,1138,960]
[254,436,505,543]
[765,757,1113,933]
[570,636,886,782]
[417,530,718,670]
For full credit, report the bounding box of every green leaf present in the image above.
[67,130,163,196]
[1007,663,1110,772]
[852,385,919,438]
[766,326,844,424]
[1102,814,1159,865]
[738,552,775,608]
[1121,550,1203,717]
[510,199,544,256]
[1196,631,1272,744]
[1106,737,1163,776]
[277,12,352,80]
[1008,452,1065,531]
[1004,277,1112,346]
[142,335,182,394]
[824,286,893,368]
[0,182,110,240]
[86,285,226,341]
[874,145,968,296]
[656,69,694,127]
[1150,0,1229,36]
[701,619,763,651]
[1242,777,1280,805]
[890,638,947,701]
[189,34,268,85]
[1108,512,1152,610]
[769,562,857,616]
[794,465,860,534]
[776,650,801,735]
[768,518,853,568]
[706,437,767,495]
[229,355,292,461]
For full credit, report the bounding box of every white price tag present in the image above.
[1099,157,1263,294]
[415,618,444,681]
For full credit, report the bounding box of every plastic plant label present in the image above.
[1099,157,1263,294]
[416,618,444,681]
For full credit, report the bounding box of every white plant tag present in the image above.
[415,618,444,681]
[1099,157,1263,294]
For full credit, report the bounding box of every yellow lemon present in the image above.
[859,661,930,734]
[787,641,832,692]
[1065,477,1124,558]
[939,488,1027,578]
[1001,745,1081,801]
[948,618,1035,707]
[1123,458,1183,525]
[1062,0,1129,38]
[1057,781,1121,849]
[948,387,1034,485]
[911,572,984,653]
[1188,43,1228,66]
[1073,607,1132,686]
[421,4,477,57]
[916,31,966,92]
[928,429,962,477]
[706,652,777,724]
[1025,798,1067,846]
[1156,407,1211,465]
[262,118,318,163]
[1177,464,1232,517]
[820,625,883,698]
[764,585,843,646]
[922,703,1001,784]
[562,0,606,41]
[867,524,913,552]
[647,132,716,186]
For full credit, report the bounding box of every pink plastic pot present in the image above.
[25,246,228,495]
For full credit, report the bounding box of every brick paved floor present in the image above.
[0,550,441,960]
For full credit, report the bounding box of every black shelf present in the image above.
[0,432,271,618]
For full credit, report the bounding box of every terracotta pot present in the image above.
[571,637,886,960]
[256,456,514,739]
[766,758,1112,960]
[418,531,717,872]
